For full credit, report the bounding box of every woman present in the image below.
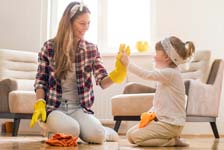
[30,1,127,144]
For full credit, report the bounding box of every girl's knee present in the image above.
[127,130,137,144]
[127,135,135,144]
[127,131,142,144]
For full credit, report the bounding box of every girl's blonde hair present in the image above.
[155,36,195,67]
[54,2,90,79]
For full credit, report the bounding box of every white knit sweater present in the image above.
[128,63,186,126]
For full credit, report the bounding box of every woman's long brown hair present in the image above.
[54,2,90,79]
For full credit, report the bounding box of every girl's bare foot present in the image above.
[175,137,189,147]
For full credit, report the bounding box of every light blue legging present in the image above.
[45,108,106,144]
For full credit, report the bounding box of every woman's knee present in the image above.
[81,125,105,144]
[46,111,80,136]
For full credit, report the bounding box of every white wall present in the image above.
[0,0,48,52]
[151,0,224,135]
[151,0,224,59]
[97,0,224,135]
[0,0,48,135]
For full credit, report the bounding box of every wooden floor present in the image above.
[0,135,223,150]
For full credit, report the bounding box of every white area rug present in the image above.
[0,136,47,143]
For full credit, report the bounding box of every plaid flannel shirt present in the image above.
[34,39,108,114]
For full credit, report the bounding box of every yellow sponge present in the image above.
[136,41,149,52]
[138,112,156,128]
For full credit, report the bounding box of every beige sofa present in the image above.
[0,49,37,136]
[112,50,211,118]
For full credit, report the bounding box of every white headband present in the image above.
[161,38,186,65]
[70,1,85,19]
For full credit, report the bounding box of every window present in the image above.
[49,0,97,44]
[49,0,151,53]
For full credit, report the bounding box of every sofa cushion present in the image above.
[9,91,36,113]
[179,50,211,83]
[16,79,35,91]
[0,49,37,81]
[111,93,154,116]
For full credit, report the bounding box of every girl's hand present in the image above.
[108,44,130,84]
[121,50,129,67]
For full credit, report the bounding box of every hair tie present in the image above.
[161,38,186,65]
[70,0,85,19]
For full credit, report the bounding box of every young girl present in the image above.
[121,36,195,147]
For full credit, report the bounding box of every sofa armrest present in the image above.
[111,93,154,116]
[0,78,18,112]
[186,80,219,117]
[9,91,36,113]
[123,82,156,94]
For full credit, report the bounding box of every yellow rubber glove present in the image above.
[30,99,46,128]
[138,112,156,128]
[136,41,149,52]
[109,44,130,83]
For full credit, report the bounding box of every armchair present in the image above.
[111,51,223,138]
[0,49,37,136]
[185,59,224,138]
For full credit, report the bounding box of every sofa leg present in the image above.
[114,121,121,132]
[12,118,20,136]
[210,122,219,138]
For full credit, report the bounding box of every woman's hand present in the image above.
[108,44,130,84]
[30,99,46,128]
